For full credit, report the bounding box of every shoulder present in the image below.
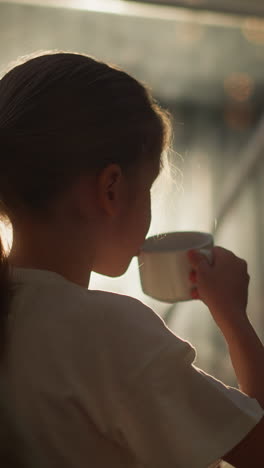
[48,280,164,331]
[85,289,196,367]
[45,282,195,365]
[46,280,158,325]
[86,289,161,325]
[83,289,174,337]
[13,274,195,366]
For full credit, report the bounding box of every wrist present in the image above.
[214,311,251,341]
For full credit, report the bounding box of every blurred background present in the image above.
[0,0,264,386]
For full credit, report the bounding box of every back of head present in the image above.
[0,51,171,216]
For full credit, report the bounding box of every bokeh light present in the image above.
[242,18,264,45]
[224,72,254,102]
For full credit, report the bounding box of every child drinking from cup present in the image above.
[0,51,263,468]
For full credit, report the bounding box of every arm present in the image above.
[223,318,264,407]
[189,247,264,406]
[189,247,264,466]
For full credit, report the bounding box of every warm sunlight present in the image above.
[0,220,12,255]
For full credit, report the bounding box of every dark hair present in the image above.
[0,51,172,348]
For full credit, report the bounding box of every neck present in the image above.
[8,221,94,288]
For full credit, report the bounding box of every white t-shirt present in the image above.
[2,267,263,468]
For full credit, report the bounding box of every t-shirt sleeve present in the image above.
[95,293,264,468]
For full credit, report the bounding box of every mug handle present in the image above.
[199,247,214,265]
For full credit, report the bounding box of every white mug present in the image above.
[138,231,214,303]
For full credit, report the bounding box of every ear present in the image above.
[97,164,124,216]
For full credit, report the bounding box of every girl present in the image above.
[0,51,263,468]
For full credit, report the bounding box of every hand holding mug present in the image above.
[188,247,250,332]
